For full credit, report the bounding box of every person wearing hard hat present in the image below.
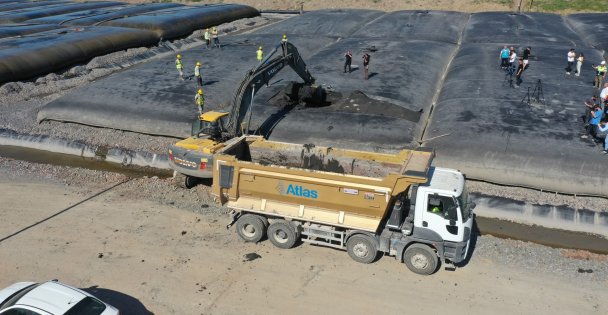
[194,61,202,87]
[281,34,288,43]
[203,28,210,49]
[195,88,205,115]
[593,61,607,89]
[175,54,184,81]
[212,26,220,48]
[256,46,263,63]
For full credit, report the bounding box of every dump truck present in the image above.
[212,136,475,275]
[168,41,325,188]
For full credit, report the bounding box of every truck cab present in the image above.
[411,167,474,265]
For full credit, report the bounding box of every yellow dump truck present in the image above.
[211,136,475,275]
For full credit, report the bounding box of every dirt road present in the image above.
[0,166,606,314]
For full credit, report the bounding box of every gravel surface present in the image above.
[468,180,608,211]
[1,157,606,284]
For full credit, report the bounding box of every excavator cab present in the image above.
[191,111,229,139]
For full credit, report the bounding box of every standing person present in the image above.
[195,88,205,115]
[194,62,202,87]
[212,27,220,48]
[515,59,524,87]
[522,46,531,70]
[586,104,603,138]
[596,120,608,153]
[344,50,352,73]
[566,48,576,75]
[508,47,517,70]
[256,46,263,63]
[281,34,288,43]
[362,53,370,80]
[203,28,210,49]
[592,61,607,88]
[499,45,510,69]
[576,52,584,77]
[600,83,608,105]
[175,54,184,81]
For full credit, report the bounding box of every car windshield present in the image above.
[0,284,40,310]
[64,297,106,315]
[457,184,470,221]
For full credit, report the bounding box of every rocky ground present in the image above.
[1,156,607,314]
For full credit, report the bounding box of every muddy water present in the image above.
[476,216,608,254]
[0,145,172,178]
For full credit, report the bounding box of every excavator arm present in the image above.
[224,41,316,137]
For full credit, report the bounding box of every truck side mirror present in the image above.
[470,202,477,210]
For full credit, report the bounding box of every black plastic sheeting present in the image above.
[37,10,608,195]
[463,12,584,46]
[0,1,123,23]
[256,9,383,38]
[0,23,64,38]
[27,3,183,26]
[0,26,158,83]
[567,13,608,53]
[352,10,468,44]
[99,4,259,40]
[425,42,607,196]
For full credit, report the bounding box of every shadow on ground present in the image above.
[82,286,154,315]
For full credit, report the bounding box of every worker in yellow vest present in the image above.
[203,28,210,49]
[175,54,184,81]
[256,46,263,63]
[593,61,607,89]
[194,61,202,87]
[212,27,220,48]
[195,88,205,115]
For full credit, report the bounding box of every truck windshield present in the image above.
[457,185,471,221]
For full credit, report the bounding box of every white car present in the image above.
[0,280,119,315]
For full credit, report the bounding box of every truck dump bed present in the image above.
[212,136,434,232]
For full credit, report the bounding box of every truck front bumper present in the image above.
[443,227,471,264]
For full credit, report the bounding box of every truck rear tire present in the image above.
[267,221,297,249]
[184,175,199,189]
[404,244,438,275]
[236,214,266,243]
[346,234,378,264]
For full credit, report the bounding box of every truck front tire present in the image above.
[404,244,438,275]
[346,234,378,264]
[267,221,297,249]
[236,214,266,243]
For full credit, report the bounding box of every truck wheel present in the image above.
[267,221,297,249]
[403,244,438,275]
[184,175,199,189]
[346,234,378,264]
[235,214,266,243]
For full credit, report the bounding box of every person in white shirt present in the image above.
[566,48,575,75]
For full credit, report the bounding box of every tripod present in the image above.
[520,79,545,106]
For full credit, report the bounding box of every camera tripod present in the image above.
[520,79,545,106]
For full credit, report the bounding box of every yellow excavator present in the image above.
[168,41,325,187]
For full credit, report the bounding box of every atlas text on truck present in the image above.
[169,41,324,187]
[212,136,475,275]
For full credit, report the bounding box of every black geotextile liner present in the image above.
[463,12,585,46]
[425,43,608,196]
[28,3,183,26]
[99,4,259,40]
[0,1,122,23]
[352,10,468,44]
[255,9,383,37]
[0,26,158,84]
[0,23,64,39]
[0,0,70,12]
[567,13,608,53]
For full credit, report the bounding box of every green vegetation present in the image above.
[526,0,608,12]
